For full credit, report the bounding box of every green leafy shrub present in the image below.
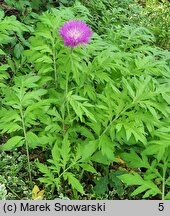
[0,9,27,41]
[4,0,54,14]
[81,0,170,49]
[119,142,170,200]
[138,0,170,49]
[80,0,144,34]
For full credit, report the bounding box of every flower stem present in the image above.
[53,53,57,87]
[52,30,57,87]
[19,84,32,182]
[20,107,32,182]
[65,72,71,122]
[65,48,74,125]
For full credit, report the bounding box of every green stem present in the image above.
[62,105,66,136]
[99,104,131,138]
[65,72,71,122]
[52,31,57,87]
[6,185,21,199]
[54,55,57,87]
[20,107,32,182]
[18,83,32,182]
[65,48,73,125]
[58,161,77,179]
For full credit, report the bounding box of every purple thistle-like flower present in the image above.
[59,20,92,48]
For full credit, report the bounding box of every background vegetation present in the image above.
[0,0,169,200]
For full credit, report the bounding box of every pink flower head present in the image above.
[59,20,92,48]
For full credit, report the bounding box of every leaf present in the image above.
[32,45,53,55]
[131,183,161,198]
[79,163,97,173]
[14,43,24,59]
[63,172,85,194]
[23,89,47,104]
[0,10,4,20]
[36,162,55,186]
[0,49,5,55]
[45,123,61,133]
[69,94,96,122]
[81,105,96,122]
[94,176,109,195]
[76,126,95,140]
[91,151,111,165]
[69,97,83,121]
[118,172,144,186]
[0,64,9,71]
[121,150,150,168]
[143,140,170,162]
[0,109,22,133]
[51,142,61,166]
[35,55,53,64]
[27,131,40,148]
[99,134,115,161]
[165,191,170,200]
[142,188,160,199]
[123,122,147,145]
[61,133,71,168]
[80,140,98,161]
[0,136,24,151]
[36,162,50,174]
[19,75,40,88]
[84,84,96,100]
[32,185,44,200]
[122,77,135,99]
[71,95,88,101]
[118,172,161,198]
[109,170,127,196]
[87,121,102,136]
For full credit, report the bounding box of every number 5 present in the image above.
[158,203,164,211]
